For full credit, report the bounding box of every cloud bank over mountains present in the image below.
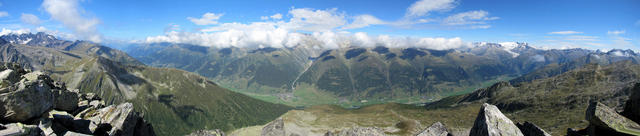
[145,0,494,49]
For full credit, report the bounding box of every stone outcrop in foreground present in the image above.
[568,102,640,136]
[0,63,155,136]
[469,103,524,136]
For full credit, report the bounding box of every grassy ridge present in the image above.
[2,42,293,136]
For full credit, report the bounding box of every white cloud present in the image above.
[147,24,467,50]
[548,31,582,35]
[636,20,640,26]
[0,11,8,17]
[285,8,346,32]
[607,30,625,35]
[406,0,457,17]
[565,35,598,41]
[260,13,283,20]
[530,54,545,62]
[20,13,42,25]
[164,23,180,33]
[42,0,102,42]
[33,26,77,40]
[415,37,465,50]
[611,36,632,47]
[146,7,469,50]
[342,14,387,29]
[187,12,223,25]
[271,13,282,20]
[0,28,30,36]
[36,26,47,32]
[442,10,498,29]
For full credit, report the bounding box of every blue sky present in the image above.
[0,0,638,50]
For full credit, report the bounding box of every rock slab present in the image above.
[469,103,524,136]
[416,122,451,136]
[585,102,640,135]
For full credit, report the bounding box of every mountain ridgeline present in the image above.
[124,41,640,106]
[0,33,292,135]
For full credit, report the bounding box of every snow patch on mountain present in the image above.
[497,42,520,57]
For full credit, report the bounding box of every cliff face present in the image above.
[0,63,155,136]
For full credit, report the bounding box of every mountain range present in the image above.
[124,40,640,107]
[0,32,291,135]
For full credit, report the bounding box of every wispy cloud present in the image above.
[406,0,457,17]
[607,30,625,35]
[548,31,583,35]
[564,35,598,41]
[187,12,223,25]
[260,13,282,20]
[342,14,387,29]
[20,13,41,25]
[42,0,102,42]
[0,11,8,18]
[441,10,498,29]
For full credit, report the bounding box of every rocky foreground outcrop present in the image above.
[568,102,640,136]
[416,122,451,136]
[469,103,524,136]
[0,63,155,136]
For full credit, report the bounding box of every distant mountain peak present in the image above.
[0,32,58,45]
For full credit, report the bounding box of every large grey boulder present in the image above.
[335,127,386,136]
[515,122,550,136]
[53,89,80,112]
[416,122,451,136]
[585,102,640,135]
[0,123,44,136]
[0,79,54,122]
[84,103,142,136]
[469,103,524,136]
[80,102,154,136]
[261,117,285,136]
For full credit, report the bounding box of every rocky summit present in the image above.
[0,63,155,136]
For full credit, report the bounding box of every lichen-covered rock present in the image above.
[0,123,44,136]
[0,79,54,122]
[585,102,640,135]
[515,122,550,136]
[469,103,524,136]
[261,117,284,136]
[336,127,386,136]
[416,122,451,136]
[188,129,225,136]
[89,100,105,109]
[0,65,154,136]
[0,69,20,84]
[53,89,80,112]
[83,103,154,136]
